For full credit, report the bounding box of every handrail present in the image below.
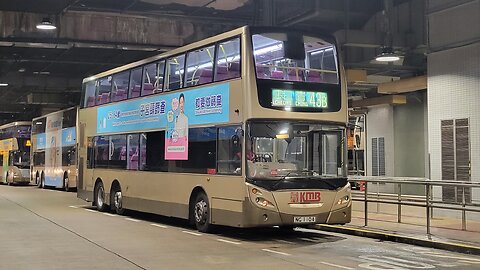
[347,176,480,235]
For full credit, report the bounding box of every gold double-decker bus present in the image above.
[77,26,351,232]
[0,121,32,185]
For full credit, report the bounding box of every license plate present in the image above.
[293,216,316,223]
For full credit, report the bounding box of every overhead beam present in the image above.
[335,29,406,48]
[0,10,237,48]
[377,75,427,94]
[350,95,407,108]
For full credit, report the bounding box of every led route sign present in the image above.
[271,89,328,109]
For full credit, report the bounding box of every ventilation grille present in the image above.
[371,137,385,176]
[441,118,471,203]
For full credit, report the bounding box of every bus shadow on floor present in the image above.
[92,208,346,245]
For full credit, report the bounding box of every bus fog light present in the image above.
[263,214,268,221]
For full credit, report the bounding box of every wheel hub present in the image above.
[114,191,122,209]
[194,200,208,224]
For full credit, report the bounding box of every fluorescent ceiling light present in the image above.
[0,83,8,87]
[36,18,57,30]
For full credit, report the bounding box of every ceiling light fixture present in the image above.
[375,47,400,62]
[36,18,57,30]
[0,83,8,87]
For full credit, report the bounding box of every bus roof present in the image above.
[31,106,78,122]
[0,121,32,130]
[82,26,248,84]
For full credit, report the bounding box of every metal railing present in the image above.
[348,176,480,236]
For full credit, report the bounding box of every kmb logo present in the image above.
[290,191,321,203]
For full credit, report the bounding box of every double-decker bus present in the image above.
[0,122,31,185]
[77,26,351,232]
[31,107,78,191]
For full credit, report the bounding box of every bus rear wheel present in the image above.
[40,174,45,189]
[110,187,126,215]
[193,192,212,233]
[94,182,107,212]
[63,176,70,192]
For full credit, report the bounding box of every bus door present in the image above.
[0,152,6,183]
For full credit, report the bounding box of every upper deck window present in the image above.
[84,81,96,107]
[165,54,186,91]
[143,62,158,96]
[252,33,338,84]
[185,45,215,87]
[112,70,130,102]
[96,77,112,105]
[129,67,143,98]
[214,38,241,82]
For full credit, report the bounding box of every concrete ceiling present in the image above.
[0,0,426,123]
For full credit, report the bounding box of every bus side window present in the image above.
[139,133,147,170]
[109,135,127,169]
[127,134,140,170]
[87,137,94,169]
[83,81,96,108]
[185,45,215,87]
[217,126,242,175]
[165,54,185,91]
[214,37,241,82]
[129,67,143,99]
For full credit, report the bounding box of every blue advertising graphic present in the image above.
[62,127,76,146]
[97,83,230,134]
[35,133,46,150]
[34,127,76,150]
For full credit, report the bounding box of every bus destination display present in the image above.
[272,89,328,109]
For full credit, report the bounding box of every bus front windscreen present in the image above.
[246,121,346,190]
[252,33,338,84]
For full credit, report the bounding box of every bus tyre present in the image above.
[63,176,70,192]
[94,182,107,212]
[40,174,45,189]
[111,188,126,215]
[193,192,212,233]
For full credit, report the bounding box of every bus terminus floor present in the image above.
[0,121,31,185]
[31,107,78,191]
[77,26,351,232]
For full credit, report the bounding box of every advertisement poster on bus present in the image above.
[96,83,230,160]
[45,114,62,186]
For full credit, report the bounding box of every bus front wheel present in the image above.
[94,182,107,212]
[193,192,212,233]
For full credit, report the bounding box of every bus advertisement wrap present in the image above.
[45,114,63,186]
[96,82,230,132]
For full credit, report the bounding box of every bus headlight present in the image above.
[337,195,350,205]
[255,197,274,208]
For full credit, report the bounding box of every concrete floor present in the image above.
[1,185,480,270]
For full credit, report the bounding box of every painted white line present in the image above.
[125,218,141,222]
[276,240,295,244]
[300,237,317,243]
[319,261,354,270]
[261,249,291,256]
[103,213,116,217]
[68,206,79,209]
[84,209,97,213]
[217,239,241,245]
[151,224,168,228]
[182,230,202,236]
